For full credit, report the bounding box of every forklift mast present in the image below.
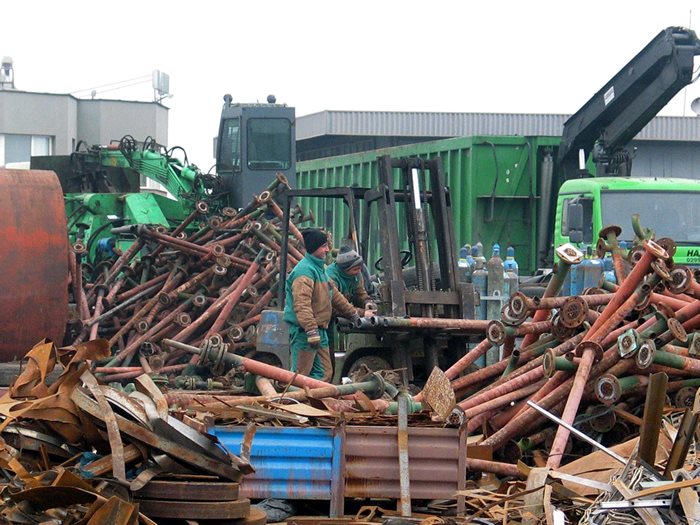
[557,26,700,179]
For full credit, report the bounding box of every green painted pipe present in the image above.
[385,399,424,415]
[501,350,521,378]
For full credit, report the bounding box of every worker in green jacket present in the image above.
[283,229,362,382]
[326,246,377,313]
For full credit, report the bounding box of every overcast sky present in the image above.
[4,1,700,169]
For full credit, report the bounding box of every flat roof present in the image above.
[296,110,700,142]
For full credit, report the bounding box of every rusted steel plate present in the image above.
[71,387,243,480]
[134,497,250,519]
[421,366,456,421]
[134,479,239,501]
[201,506,267,525]
[0,169,68,361]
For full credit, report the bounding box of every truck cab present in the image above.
[555,176,700,266]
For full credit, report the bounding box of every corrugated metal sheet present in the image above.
[213,426,343,508]
[297,110,700,142]
[343,426,466,504]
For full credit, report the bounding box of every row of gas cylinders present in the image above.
[458,242,619,321]
[458,243,518,321]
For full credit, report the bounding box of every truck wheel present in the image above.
[347,355,391,377]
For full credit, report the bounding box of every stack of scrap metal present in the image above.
[66,174,310,385]
[0,339,259,524]
[399,227,700,523]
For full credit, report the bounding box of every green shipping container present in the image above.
[296,135,562,276]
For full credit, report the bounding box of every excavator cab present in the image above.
[216,94,296,210]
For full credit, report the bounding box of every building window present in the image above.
[5,135,30,164]
[31,136,51,156]
[1,134,53,166]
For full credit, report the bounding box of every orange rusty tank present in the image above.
[0,169,68,360]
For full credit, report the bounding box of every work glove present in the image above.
[306,328,321,348]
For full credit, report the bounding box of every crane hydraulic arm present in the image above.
[557,26,700,179]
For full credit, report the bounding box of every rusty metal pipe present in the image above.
[101,238,145,289]
[463,380,545,427]
[170,273,246,344]
[116,271,170,303]
[519,244,584,349]
[163,338,336,390]
[363,315,491,332]
[466,458,524,479]
[98,363,189,382]
[205,250,265,339]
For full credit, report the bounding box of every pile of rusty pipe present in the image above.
[462,380,545,430]
[483,319,638,449]
[166,373,391,409]
[67,188,315,387]
[600,279,690,311]
[452,333,581,398]
[483,342,623,450]
[546,241,667,468]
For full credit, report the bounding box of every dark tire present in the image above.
[347,355,392,377]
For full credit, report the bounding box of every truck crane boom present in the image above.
[557,26,700,179]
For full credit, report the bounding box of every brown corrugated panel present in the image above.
[344,426,466,500]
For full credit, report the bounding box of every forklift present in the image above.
[256,155,477,384]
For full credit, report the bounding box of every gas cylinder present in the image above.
[486,244,505,365]
[504,245,519,298]
[582,257,604,291]
[487,243,505,319]
[472,246,488,321]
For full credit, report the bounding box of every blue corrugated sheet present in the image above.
[213,426,342,513]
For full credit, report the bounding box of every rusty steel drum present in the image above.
[0,169,68,360]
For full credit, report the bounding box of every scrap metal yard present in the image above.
[1,24,700,525]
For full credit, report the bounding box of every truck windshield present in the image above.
[247,118,292,170]
[601,191,700,243]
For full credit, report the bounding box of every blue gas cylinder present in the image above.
[458,243,474,282]
[568,261,583,296]
[472,256,488,321]
[582,258,604,291]
[504,245,519,297]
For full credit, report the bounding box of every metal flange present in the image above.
[575,340,604,363]
[560,296,589,329]
[635,339,656,369]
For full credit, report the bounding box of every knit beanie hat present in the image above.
[302,229,328,254]
[336,246,363,271]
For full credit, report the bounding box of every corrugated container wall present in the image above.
[296,135,561,276]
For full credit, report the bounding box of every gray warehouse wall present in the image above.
[0,91,77,154]
[631,140,700,180]
[77,100,168,147]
